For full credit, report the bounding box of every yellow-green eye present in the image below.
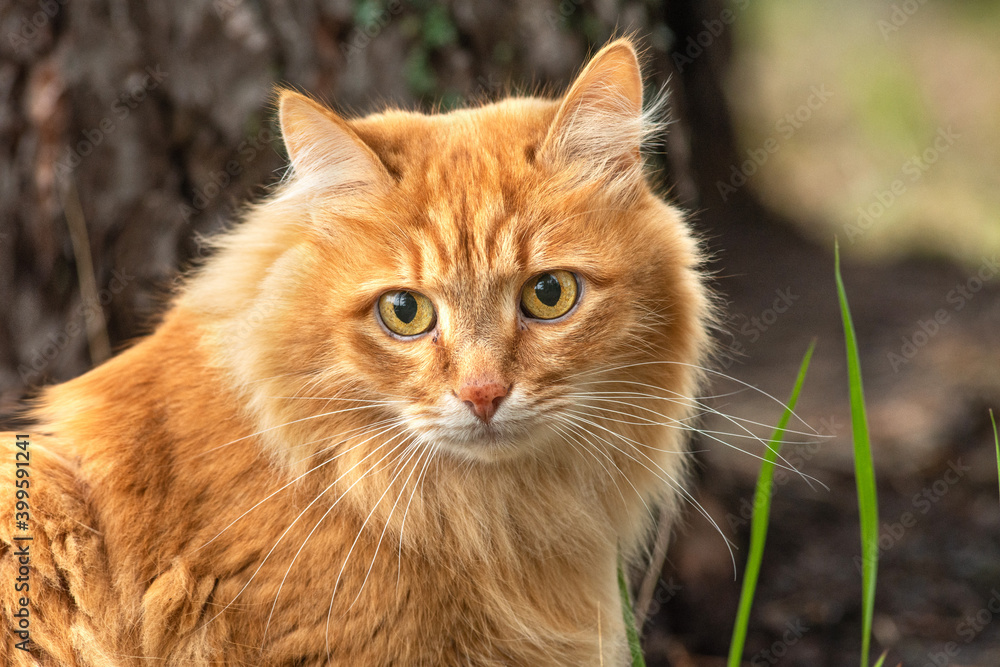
[520,270,579,320]
[378,290,436,337]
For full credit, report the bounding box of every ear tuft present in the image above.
[540,39,649,188]
[278,90,389,194]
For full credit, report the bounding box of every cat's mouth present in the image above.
[428,419,531,456]
[401,388,546,461]
[414,416,539,461]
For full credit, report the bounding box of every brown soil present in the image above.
[642,211,1000,667]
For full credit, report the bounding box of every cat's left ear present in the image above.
[540,39,646,189]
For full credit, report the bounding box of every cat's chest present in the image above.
[166,515,618,666]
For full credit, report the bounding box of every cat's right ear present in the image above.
[278,90,390,193]
[539,39,648,193]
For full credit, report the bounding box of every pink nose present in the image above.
[457,381,509,423]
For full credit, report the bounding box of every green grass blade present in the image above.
[726,340,816,667]
[991,409,999,504]
[618,555,646,667]
[835,240,880,667]
[873,651,887,667]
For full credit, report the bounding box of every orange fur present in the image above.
[1,39,710,665]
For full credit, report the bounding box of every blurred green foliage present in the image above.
[728,0,1000,265]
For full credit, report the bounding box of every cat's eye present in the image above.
[520,270,579,320]
[378,290,436,337]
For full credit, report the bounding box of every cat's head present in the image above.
[191,39,710,471]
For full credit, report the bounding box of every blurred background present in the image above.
[1,0,998,664]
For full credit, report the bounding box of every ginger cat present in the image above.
[0,39,710,665]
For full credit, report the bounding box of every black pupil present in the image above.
[392,292,418,324]
[534,274,562,307]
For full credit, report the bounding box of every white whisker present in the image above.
[198,418,407,550]
[556,413,737,574]
[197,421,407,633]
[199,403,398,457]
[550,422,633,515]
[261,431,415,646]
[396,444,435,591]
[349,444,429,610]
[572,360,816,431]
